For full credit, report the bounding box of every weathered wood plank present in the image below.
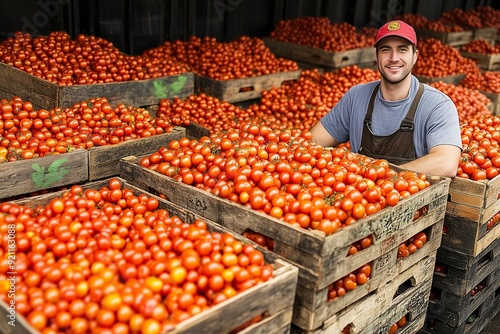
[195,70,301,103]
[0,149,88,200]
[263,37,376,69]
[89,127,185,180]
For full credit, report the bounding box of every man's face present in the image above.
[376,36,418,85]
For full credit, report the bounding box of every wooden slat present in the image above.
[441,214,500,257]
[415,28,474,47]
[89,127,185,180]
[0,62,58,110]
[263,37,376,68]
[460,51,500,71]
[295,254,436,333]
[195,70,301,103]
[0,149,89,200]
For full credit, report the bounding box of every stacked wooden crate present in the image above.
[120,155,451,333]
[419,175,500,334]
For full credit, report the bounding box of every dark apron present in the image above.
[358,82,424,165]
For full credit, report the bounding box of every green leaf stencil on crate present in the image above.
[152,75,187,99]
[31,158,69,188]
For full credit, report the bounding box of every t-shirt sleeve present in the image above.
[422,95,462,152]
[320,88,355,144]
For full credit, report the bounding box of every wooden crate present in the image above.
[0,149,88,201]
[89,126,185,181]
[427,266,500,327]
[444,174,500,256]
[480,91,500,115]
[185,122,211,140]
[472,27,498,43]
[0,62,194,109]
[432,239,500,296]
[291,219,443,330]
[291,253,436,334]
[2,178,299,334]
[415,74,465,85]
[120,156,451,330]
[415,28,473,47]
[194,70,301,103]
[262,37,376,69]
[459,51,500,71]
[420,286,500,334]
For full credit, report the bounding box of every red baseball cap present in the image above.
[374,20,417,47]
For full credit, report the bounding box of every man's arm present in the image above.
[399,144,461,178]
[310,122,341,148]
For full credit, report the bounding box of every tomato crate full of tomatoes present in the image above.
[262,38,377,70]
[459,52,500,71]
[414,28,473,47]
[0,177,299,334]
[444,173,500,256]
[0,62,195,111]
[194,70,302,103]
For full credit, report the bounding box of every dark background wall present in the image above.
[0,0,497,55]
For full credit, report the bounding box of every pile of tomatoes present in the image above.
[140,122,431,237]
[461,39,500,55]
[251,66,381,131]
[388,315,408,334]
[461,71,500,94]
[0,178,273,333]
[430,81,491,124]
[327,263,372,301]
[413,38,478,78]
[0,96,175,163]
[458,115,500,180]
[143,35,298,81]
[269,17,375,51]
[397,231,429,258]
[0,32,190,85]
[156,94,254,134]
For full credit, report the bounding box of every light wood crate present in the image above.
[0,62,194,109]
[444,174,500,256]
[263,37,376,69]
[194,70,301,103]
[1,177,299,334]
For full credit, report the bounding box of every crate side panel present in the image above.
[59,72,195,108]
[0,62,59,110]
[0,150,89,200]
[90,127,185,180]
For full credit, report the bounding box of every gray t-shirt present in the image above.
[319,75,462,158]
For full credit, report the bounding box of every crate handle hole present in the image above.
[242,229,274,251]
[393,277,414,299]
[239,86,255,93]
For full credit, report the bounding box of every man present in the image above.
[310,20,461,178]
